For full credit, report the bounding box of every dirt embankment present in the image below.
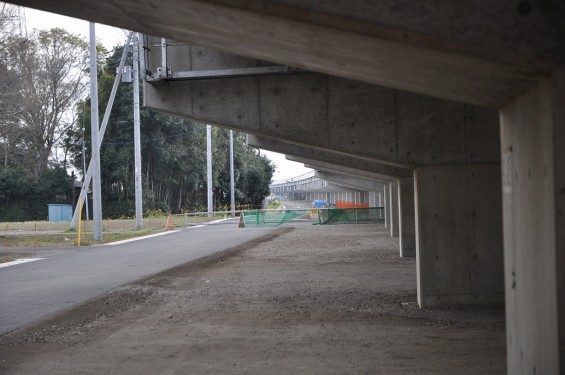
[0,223,506,374]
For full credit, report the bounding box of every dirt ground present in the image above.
[0,223,506,374]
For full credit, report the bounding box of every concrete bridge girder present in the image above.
[314,171,384,192]
[144,47,501,170]
[248,135,411,178]
[11,0,563,108]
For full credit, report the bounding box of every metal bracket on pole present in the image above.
[156,38,172,79]
[70,31,134,229]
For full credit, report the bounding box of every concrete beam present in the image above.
[11,1,563,107]
[248,134,410,177]
[293,158,394,183]
[147,65,500,169]
[315,171,384,192]
[306,163,392,185]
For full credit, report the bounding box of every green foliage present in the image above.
[0,27,274,222]
[0,165,72,221]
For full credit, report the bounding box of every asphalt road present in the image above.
[0,219,276,335]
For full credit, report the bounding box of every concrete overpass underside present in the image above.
[8,1,564,372]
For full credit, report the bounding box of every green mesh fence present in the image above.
[317,207,385,225]
[241,209,310,227]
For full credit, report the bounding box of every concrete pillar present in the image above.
[378,191,382,206]
[389,181,399,237]
[414,164,504,307]
[499,67,564,374]
[398,176,416,257]
[383,184,389,228]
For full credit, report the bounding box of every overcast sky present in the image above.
[22,6,312,181]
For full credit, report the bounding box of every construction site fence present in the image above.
[240,209,311,227]
[316,207,385,225]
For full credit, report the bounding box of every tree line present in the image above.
[0,4,274,221]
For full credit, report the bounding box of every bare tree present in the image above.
[8,27,88,180]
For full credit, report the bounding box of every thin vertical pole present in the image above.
[4,225,7,258]
[34,222,37,255]
[89,22,102,241]
[229,130,235,217]
[77,199,83,246]
[82,133,89,220]
[160,38,167,77]
[133,33,143,230]
[206,125,213,218]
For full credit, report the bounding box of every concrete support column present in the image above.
[414,164,503,307]
[384,184,389,228]
[398,176,416,257]
[389,181,399,237]
[500,67,564,374]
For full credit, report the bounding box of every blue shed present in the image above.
[47,204,73,222]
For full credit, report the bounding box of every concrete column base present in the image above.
[415,164,504,307]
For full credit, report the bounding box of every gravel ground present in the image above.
[0,223,506,374]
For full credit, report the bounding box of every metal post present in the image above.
[81,129,89,220]
[229,130,235,217]
[133,33,143,230]
[89,22,102,240]
[160,38,167,78]
[206,125,213,218]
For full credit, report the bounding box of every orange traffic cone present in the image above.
[166,213,174,231]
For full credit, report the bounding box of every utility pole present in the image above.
[89,22,103,240]
[229,129,235,217]
[133,33,143,229]
[206,124,213,218]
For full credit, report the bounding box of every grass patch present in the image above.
[1,228,161,248]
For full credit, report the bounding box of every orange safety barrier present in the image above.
[335,200,370,209]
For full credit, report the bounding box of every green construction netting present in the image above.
[241,209,310,227]
[317,207,385,225]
